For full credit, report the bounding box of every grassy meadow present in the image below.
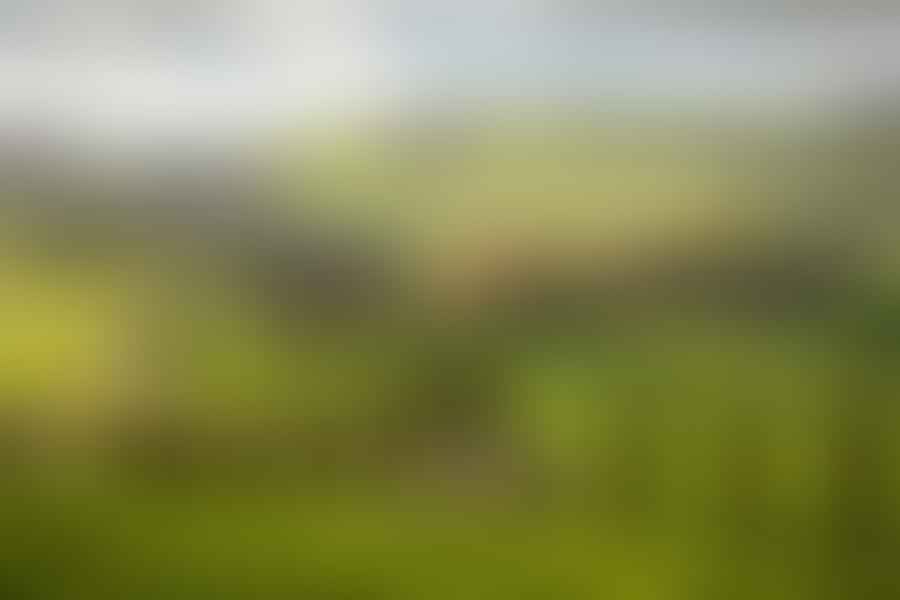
[1,118,899,598]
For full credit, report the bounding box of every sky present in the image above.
[1,1,899,149]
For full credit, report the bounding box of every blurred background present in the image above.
[2,2,900,598]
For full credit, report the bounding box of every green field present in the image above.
[1,120,899,598]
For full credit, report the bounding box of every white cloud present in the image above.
[1,1,899,151]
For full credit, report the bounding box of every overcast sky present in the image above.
[2,2,899,147]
